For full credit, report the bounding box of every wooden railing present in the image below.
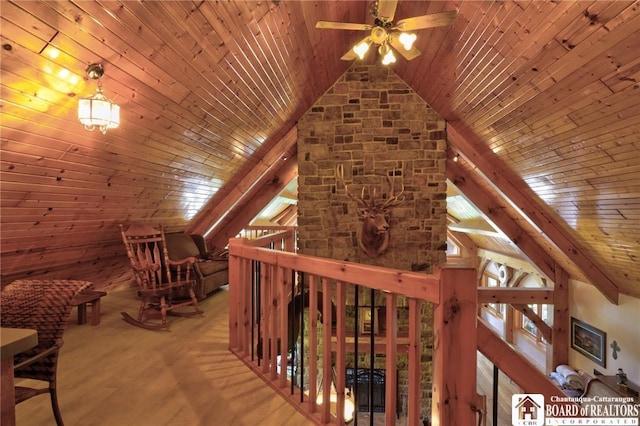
[236,225,297,242]
[228,232,478,426]
[477,321,566,398]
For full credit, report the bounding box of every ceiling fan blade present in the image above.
[393,11,457,32]
[316,21,372,31]
[376,0,399,23]
[388,37,421,61]
[341,49,358,61]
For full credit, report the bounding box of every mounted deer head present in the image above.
[336,164,405,258]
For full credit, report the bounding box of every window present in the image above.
[514,275,550,344]
[445,236,460,257]
[521,304,538,336]
[482,274,505,318]
[518,303,549,344]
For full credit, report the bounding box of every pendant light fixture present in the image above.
[78,63,120,134]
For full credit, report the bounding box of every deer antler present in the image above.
[336,164,369,209]
[381,172,405,209]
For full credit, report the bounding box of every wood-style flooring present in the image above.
[476,351,524,426]
[14,286,521,426]
[14,286,312,426]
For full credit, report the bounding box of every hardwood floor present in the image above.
[15,286,312,426]
[13,284,520,426]
[476,351,524,426]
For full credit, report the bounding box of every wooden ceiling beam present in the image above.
[448,219,505,239]
[477,249,541,278]
[188,127,298,238]
[187,126,298,245]
[446,153,557,282]
[447,122,620,304]
[478,288,553,304]
[206,153,298,251]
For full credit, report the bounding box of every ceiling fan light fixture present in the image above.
[381,47,396,65]
[317,4,456,64]
[398,32,417,50]
[353,39,371,60]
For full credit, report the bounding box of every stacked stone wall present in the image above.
[297,64,447,419]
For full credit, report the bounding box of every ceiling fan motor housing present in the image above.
[370,26,388,44]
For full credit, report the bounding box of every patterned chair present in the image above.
[119,223,202,330]
[0,279,92,426]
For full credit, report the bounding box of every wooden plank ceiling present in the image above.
[1,1,638,299]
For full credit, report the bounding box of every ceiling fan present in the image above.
[315,0,457,65]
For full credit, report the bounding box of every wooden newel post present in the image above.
[431,266,477,426]
[228,237,247,351]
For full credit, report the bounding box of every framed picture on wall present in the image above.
[359,307,379,335]
[571,317,606,367]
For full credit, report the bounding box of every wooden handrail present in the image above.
[237,225,297,242]
[477,320,566,398]
[244,229,296,248]
[227,237,477,425]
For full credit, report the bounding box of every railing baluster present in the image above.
[289,271,297,396]
[408,297,421,425]
[269,263,278,380]
[298,271,305,398]
[227,236,476,425]
[321,277,332,423]
[369,288,375,425]
[260,260,269,372]
[278,264,288,387]
[308,274,318,413]
[252,259,259,362]
[354,284,359,425]
[237,256,247,355]
[228,251,239,350]
[385,293,398,426]
[335,280,346,426]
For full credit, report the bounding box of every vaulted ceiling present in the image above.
[1,1,639,300]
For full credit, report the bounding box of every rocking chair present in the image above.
[119,224,202,330]
[1,279,92,426]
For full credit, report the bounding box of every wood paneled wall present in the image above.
[1,1,638,298]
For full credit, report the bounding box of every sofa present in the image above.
[164,232,229,299]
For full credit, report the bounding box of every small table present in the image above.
[1,327,37,426]
[72,290,107,325]
[596,374,640,401]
